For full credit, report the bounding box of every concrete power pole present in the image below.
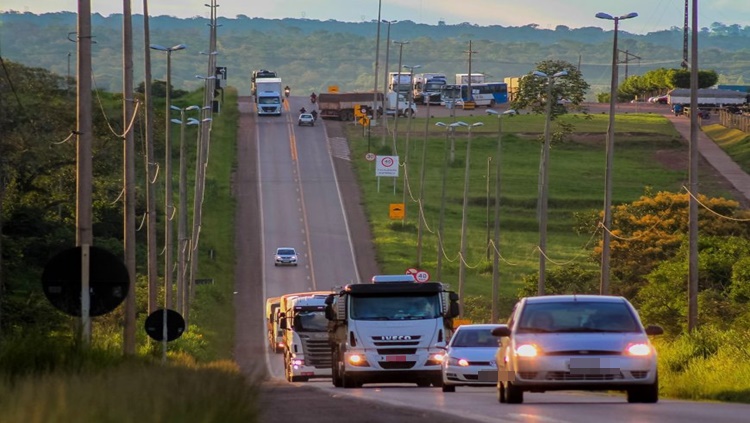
[142,0,158,315]
[122,0,137,355]
[76,0,94,345]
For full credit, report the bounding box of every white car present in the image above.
[492,295,663,404]
[298,113,315,126]
[274,247,298,266]
[441,324,503,392]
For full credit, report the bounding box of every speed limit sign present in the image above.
[365,152,376,161]
[415,270,430,282]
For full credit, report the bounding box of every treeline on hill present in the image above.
[1,11,749,98]
[0,60,187,339]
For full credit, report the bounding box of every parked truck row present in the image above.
[266,274,460,388]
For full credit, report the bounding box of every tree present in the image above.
[577,190,750,298]
[671,69,719,89]
[510,59,590,119]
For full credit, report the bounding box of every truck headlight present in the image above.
[347,354,370,367]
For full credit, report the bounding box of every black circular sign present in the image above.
[41,246,130,317]
[145,309,186,342]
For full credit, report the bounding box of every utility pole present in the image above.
[618,49,641,81]
[372,0,382,128]
[687,0,699,332]
[465,40,477,103]
[122,0,137,355]
[682,0,689,68]
[142,0,158,316]
[76,0,94,346]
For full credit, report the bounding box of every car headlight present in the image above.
[515,344,539,358]
[626,343,652,356]
[447,357,470,367]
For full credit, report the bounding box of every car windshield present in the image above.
[516,301,639,334]
[277,249,295,255]
[451,328,497,347]
[350,294,441,321]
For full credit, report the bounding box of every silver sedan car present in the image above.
[492,295,663,404]
[441,324,502,392]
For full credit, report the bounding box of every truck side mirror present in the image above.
[325,304,334,321]
[279,312,287,330]
[449,302,460,318]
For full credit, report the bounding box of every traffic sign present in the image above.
[376,155,399,177]
[365,152,376,161]
[41,246,130,317]
[145,308,186,342]
[358,116,370,126]
[389,203,405,220]
[354,104,363,117]
[415,270,430,282]
[405,268,418,276]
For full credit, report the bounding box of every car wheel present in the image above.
[442,384,455,392]
[628,375,659,403]
[504,381,523,404]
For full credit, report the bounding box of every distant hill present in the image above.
[1,11,748,96]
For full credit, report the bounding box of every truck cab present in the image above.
[325,276,459,388]
[279,292,333,382]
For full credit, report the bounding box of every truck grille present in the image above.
[376,348,416,355]
[302,339,332,368]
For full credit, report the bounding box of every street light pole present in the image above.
[434,122,464,281]
[533,70,567,296]
[170,105,199,316]
[457,121,483,316]
[486,108,515,322]
[150,43,186,312]
[391,41,409,154]
[596,11,638,295]
[401,64,420,224]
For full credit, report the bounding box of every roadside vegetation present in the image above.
[0,61,255,421]
[345,103,750,402]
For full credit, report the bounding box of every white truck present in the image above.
[255,77,283,116]
[324,275,460,388]
[455,73,485,85]
[388,71,413,96]
[667,88,747,107]
[279,291,333,382]
[413,73,447,105]
[385,91,417,117]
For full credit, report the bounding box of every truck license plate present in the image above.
[385,355,406,362]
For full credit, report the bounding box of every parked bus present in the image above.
[440,82,508,107]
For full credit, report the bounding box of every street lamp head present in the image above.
[195,75,217,80]
[552,70,568,78]
[200,51,219,55]
[170,118,183,124]
[595,12,614,20]
[170,105,182,111]
[187,118,201,125]
[453,121,469,127]
[622,12,638,20]
[382,19,398,24]
[186,105,201,111]
[170,44,187,51]
[403,65,421,71]
[150,43,186,52]
[435,122,447,127]
[596,11,638,21]
[533,70,548,78]
[486,109,498,115]
[504,109,517,115]
[150,44,168,51]
[471,122,484,128]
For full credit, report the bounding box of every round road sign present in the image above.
[41,246,130,317]
[415,270,431,283]
[365,152,376,161]
[145,309,186,342]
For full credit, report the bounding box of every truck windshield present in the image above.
[350,294,441,321]
[259,97,280,104]
[294,311,328,332]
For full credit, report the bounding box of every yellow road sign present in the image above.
[358,116,370,126]
[453,318,472,329]
[389,203,405,220]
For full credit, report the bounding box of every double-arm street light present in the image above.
[456,121,484,316]
[533,69,567,296]
[401,64,421,224]
[596,11,638,295]
[434,121,466,281]
[150,43,186,311]
[170,105,200,316]
[486,108,516,323]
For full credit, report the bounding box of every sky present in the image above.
[2,0,749,35]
